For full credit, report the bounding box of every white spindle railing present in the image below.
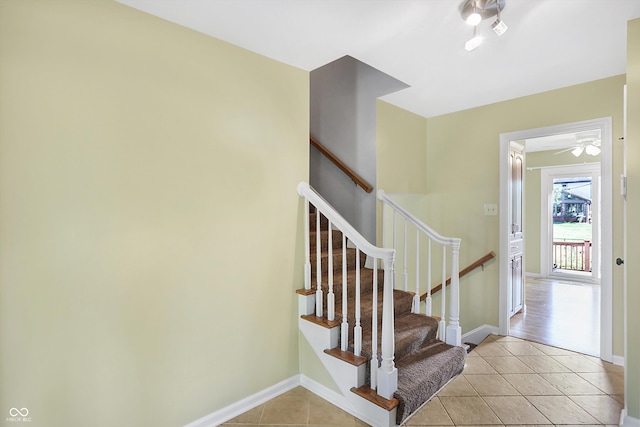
[297,182,397,400]
[378,190,462,347]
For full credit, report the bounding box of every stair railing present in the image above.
[377,190,462,346]
[297,182,398,400]
[310,136,374,193]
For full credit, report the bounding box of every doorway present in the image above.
[541,163,601,283]
[499,117,613,362]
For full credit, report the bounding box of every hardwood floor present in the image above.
[510,277,600,356]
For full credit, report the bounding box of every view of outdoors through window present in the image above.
[552,177,593,273]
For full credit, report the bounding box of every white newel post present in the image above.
[377,255,398,400]
[446,242,462,346]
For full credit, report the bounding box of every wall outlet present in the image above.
[484,204,498,216]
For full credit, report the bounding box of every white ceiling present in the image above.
[115,0,640,118]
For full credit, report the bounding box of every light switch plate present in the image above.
[484,204,498,216]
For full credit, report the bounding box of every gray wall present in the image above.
[310,56,408,242]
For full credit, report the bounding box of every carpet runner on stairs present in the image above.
[306,212,466,425]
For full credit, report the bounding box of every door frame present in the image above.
[499,117,613,362]
[541,163,601,283]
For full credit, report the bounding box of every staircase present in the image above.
[296,183,466,426]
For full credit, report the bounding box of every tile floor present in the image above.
[221,335,624,426]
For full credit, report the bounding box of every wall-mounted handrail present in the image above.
[310,136,373,193]
[420,251,496,301]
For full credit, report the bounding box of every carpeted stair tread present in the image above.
[332,288,415,327]
[394,340,466,425]
[310,247,366,275]
[357,312,440,363]
[318,267,381,300]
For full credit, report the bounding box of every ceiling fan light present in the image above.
[585,144,601,156]
[572,146,584,157]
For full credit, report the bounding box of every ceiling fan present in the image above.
[554,130,601,157]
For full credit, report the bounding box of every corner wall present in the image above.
[0,1,309,426]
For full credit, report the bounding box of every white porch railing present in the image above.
[377,190,462,346]
[297,182,398,399]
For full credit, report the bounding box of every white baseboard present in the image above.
[525,272,543,279]
[462,324,500,345]
[299,375,354,415]
[620,409,640,426]
[183,375,301,427]
[612,354,625,366]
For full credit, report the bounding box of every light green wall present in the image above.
[625,17,640,421]
[0,1,308,426]
[376,100,428,246]
[524,150,601,275]
[425,76,626,353]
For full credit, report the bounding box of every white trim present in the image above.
[612,354,625,367]
[183,375,301,427]
[620,409,640,427]
[499,117,613,362]
[462,324,500,345]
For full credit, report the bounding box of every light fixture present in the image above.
[460,0,507,50]
[585,144,601,156]
[492,2,508,36]
[465,26,483,51]
[571,146,585,157]
[466,2,482,26]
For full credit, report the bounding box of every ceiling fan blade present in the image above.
[554,147,575,155]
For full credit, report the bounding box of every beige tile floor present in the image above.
[221,335,624,426]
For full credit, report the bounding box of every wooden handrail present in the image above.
[420,251,496,301]
[310,136,373,193]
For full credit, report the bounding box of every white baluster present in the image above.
[446,242,462,346]
[413,228,420,313]
[426,239,432,316]
[353,248,362,356]
[393,211,397,288]
[316,210,323,317]
[370,262,378,390]
[304,199,311,290]
[403,220,408,292]
[354,249,362,356]
[377,255,397,400]
[327,222,335,321]
[439,246,447,342]
[341,234,349,351]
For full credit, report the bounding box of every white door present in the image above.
[509,142,525,316]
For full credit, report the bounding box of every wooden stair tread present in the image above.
[350,385,399,411]
[324,347,368,366]
[300,314,340,328]
[296,288,315,296]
